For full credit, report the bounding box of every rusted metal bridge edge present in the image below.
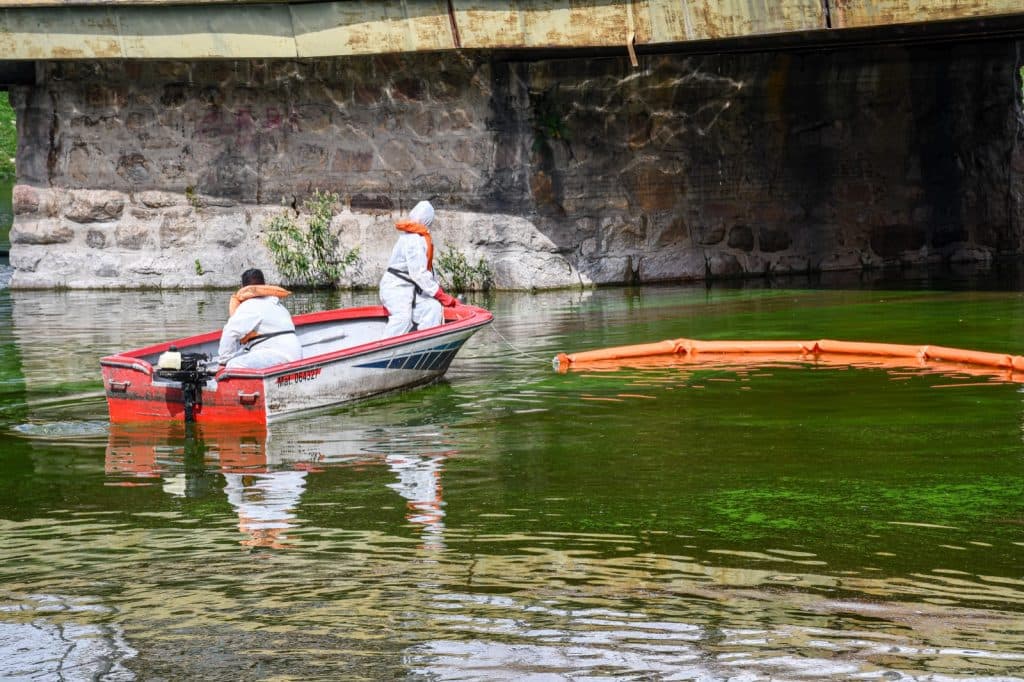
[0,0,1022,61]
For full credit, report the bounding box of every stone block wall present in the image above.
[8,40,1024,289]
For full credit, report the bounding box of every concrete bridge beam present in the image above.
[0,1,1021,61]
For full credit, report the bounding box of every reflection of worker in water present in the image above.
[223,470,308,549]
[386,453,447,550]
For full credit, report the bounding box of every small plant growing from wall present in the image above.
[194,259,204,276]
[436,245,493,293]
[264,190,360,288]
[184,185,202,209]
[531,88,571,154]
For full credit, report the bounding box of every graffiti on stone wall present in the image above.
[7,44,1024,289]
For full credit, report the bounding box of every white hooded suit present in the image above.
[379,201,444,337]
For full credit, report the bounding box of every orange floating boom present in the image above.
[553,338,1024,373]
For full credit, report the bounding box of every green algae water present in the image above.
[0,280,1022,679]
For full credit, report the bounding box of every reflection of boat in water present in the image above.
[106,422,274,478]
[105,420,453,549]
[101,304,492,425]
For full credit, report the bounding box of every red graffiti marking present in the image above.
[275,368,322,386]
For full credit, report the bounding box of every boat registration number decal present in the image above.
[276,368,322,386]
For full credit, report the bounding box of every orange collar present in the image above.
[395,219,433,272]
[229,284,291,316]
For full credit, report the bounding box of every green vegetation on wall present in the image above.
[436,246,493,293]
[0,91,15,181]
[264,190,361,288]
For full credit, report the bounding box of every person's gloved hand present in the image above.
[433,288,458,307]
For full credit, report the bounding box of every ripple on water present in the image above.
[0,514,1021,679]
[405,590,1024,680]
[0,593,136,680]
[11,419,109,441]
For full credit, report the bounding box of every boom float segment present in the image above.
[552,338,1024,374]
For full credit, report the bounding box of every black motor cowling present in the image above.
[156,348,214,422]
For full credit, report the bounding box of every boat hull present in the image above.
[101,304,492,424]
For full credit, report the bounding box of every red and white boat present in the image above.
[100,304,493,425]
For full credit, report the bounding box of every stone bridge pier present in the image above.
[3,1,1024,289]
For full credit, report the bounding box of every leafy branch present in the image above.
[264,190,360,288]
[436,245,493,293]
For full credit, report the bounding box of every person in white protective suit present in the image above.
[218,268,303,369]
[378,200,459,338]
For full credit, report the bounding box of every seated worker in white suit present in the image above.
[378,200,459,338]
[218,268,303,369]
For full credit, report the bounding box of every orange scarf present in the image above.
[229,284,292,316]
[395,219,433,272]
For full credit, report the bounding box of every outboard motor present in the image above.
[156,346,215,422]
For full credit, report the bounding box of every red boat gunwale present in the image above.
[99,304,494,378]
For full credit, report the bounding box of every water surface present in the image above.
[0,278,1022,680]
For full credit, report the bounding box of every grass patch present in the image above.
[0,91,14,181]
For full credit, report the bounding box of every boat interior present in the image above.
[140,315,389,371]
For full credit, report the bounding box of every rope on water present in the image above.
[486,324,549,364]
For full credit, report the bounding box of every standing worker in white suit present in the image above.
[379,200,459,338]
